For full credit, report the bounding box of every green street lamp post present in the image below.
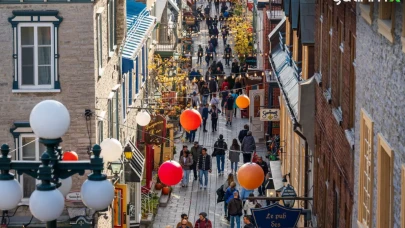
[0,100,115,228]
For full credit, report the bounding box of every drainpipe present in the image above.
[293,122,309,227]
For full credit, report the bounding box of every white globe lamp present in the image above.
[136,111,151,126]
[100,138,123,162]
[30,100,70,139]
[29,189,65,222]
[58,177,72,197]
[81,179,114,210]
[0,179,23,210]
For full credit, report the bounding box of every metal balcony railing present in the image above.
[156,25,177,51]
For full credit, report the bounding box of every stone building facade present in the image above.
[0,0,127,226]
[313,0,356,227]
[353,2,405,228]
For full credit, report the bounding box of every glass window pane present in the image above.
[38,27,51,45]
[21,47,34,85]
[22,137,36,160]
[38,47,51,65]
[38,66,51,85]
[21,27,34,45]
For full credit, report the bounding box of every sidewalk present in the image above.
[152,3,282,226]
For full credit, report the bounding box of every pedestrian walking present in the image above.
[202,104,209,132]
[197,45,204,65]
[179,150,193,187]
[201,84,210,106]
[208,77,218,100]
[221,87,229,116]
[241,131,256,163]
[197,148,212,189]
[214,0,220,14]
[190,142,203,181]
[231,59,239,74]
[224,44,232,65]
[255,156,269,195]
[189,129,197,143]
[224,181,238,220]
[221,79,229,91]
[209,104,220,132]
[229,138,240,173]
[194,212,212,228]
[213,134,227,175]
[205,67,212,82]
[242,193,258,215]
[228,191,243,228]
[224,92,235,126]
[191,92,201,107]
[238,124,249,143]
[177,214,193,227]
[177,219,192,228]
[243,215,255,228]
[210,93,220,109]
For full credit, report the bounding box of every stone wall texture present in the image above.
[352,2,405,228]
[313,1,356,227]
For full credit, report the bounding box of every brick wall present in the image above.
[313,1,356,227]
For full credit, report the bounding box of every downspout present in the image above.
[293,122,309,227]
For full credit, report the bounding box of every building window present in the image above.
[135,57,139,94]
[9,11,62,92]
[97,13,103,75]
[360,0,374,25]
[122,76,126,121]
[19,135,45,198]
[327,7,332,90]
[349,33,356,129]
[358,109,374,228]
[337,20,344,108]
[377,134,394,228]
[378,2,394,43]
[108,0,117,54]
[142,47,146,82]
[97,120,104,144]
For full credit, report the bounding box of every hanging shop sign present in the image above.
[259,109,280,121]
[114,184,128,228]
[143,115,167,145]
[245,56,257,68]
[251,203,302,228]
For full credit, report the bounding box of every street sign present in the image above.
[259,109,280,121]
[66,192,82,202]
[251,203,302,228]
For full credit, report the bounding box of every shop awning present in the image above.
[124,141,145,182]
[155,0,169,22]
[270,44,299,118]
[122,15,156,60]
[283,0,291,17]
[168,0,180,12]
[291,0,299,29]
[300,0,316,44]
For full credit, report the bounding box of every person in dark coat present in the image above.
[209,104,220,132]
[213,134,228,175]
[255,156,269,196]
[216,61,224,72]
[224,44,232,66]
[197,45,204,65]
[201,84,210,106]
[232,59,240,74]
[214,0,220,14]
[208,77,218,100]
[202,104,209,132]
[243,215,255,228]
[228,191,243,228]
[197,148,212,189]
[241,131,256,163]
[238,124,249,143]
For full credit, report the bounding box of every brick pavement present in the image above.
[152,3,281,226]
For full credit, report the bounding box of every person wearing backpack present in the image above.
[213,134,228,175]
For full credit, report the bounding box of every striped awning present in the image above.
[122,15,156,60]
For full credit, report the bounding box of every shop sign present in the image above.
[144,115,167,145]
[259,109,280,121]
[245,56,257,67]
[251,204,302,228]
[66,192,82,202]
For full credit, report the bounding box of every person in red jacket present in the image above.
[194,212,212,228]
[221,78,229,91]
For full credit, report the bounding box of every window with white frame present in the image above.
[19,24,53,89]
[9,11,62,91]
[108,0,117,54]
[97,119,104,144]
[19,135,45,198]
[97,13,103,75]
[138,54,143,86]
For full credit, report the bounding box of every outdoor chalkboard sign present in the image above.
[251,203,302,228]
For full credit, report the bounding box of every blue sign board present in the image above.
[251,203,302,228]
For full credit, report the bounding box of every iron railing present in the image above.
[156,25,177,51]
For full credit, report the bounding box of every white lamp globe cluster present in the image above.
[0,100,116,222]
